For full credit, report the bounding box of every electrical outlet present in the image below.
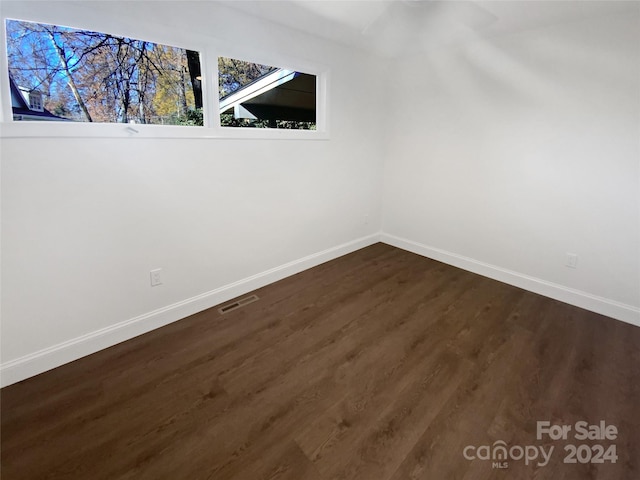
[566,253,578,269]
[364,214,369,225]
[150,268,163,286]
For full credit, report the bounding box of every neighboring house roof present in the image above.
[9,74,70,121]
[219,69,316,122]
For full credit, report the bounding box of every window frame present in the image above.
[0,13,329,140]
[214,52,327,138]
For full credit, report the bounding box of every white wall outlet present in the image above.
[364,214,369,225]
[566,253,578,269]
[150,268,163,286]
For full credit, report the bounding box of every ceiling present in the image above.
[221,0,639,57]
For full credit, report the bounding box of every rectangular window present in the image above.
[218,56,316,130]
[28,91,43,111]
[5,19,203,125]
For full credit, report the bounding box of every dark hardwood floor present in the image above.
[2,243,639,479]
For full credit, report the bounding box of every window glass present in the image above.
[218,56,316,130]
[6,19,203,125]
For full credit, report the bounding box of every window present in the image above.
[28,90,43,111]
[2,14,328,138]
[5,19,203,125]
[218,57,316,130]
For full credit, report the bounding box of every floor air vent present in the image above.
[218,294,260,314]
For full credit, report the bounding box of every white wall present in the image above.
[0,1,386,384]
[382,10,640,322]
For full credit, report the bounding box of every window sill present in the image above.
[0,122,330,140]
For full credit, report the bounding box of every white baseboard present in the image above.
[0,233,382,388]
[380,233,640,328]
[4,231,636,387]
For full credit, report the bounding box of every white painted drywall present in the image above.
[0,1,386,377]
[382,10,640,313]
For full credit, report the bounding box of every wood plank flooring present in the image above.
[2,243,639,479]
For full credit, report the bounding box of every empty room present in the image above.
[1,1,638,479]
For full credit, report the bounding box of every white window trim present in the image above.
[215,67,329,140]
[0,16,330,141]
